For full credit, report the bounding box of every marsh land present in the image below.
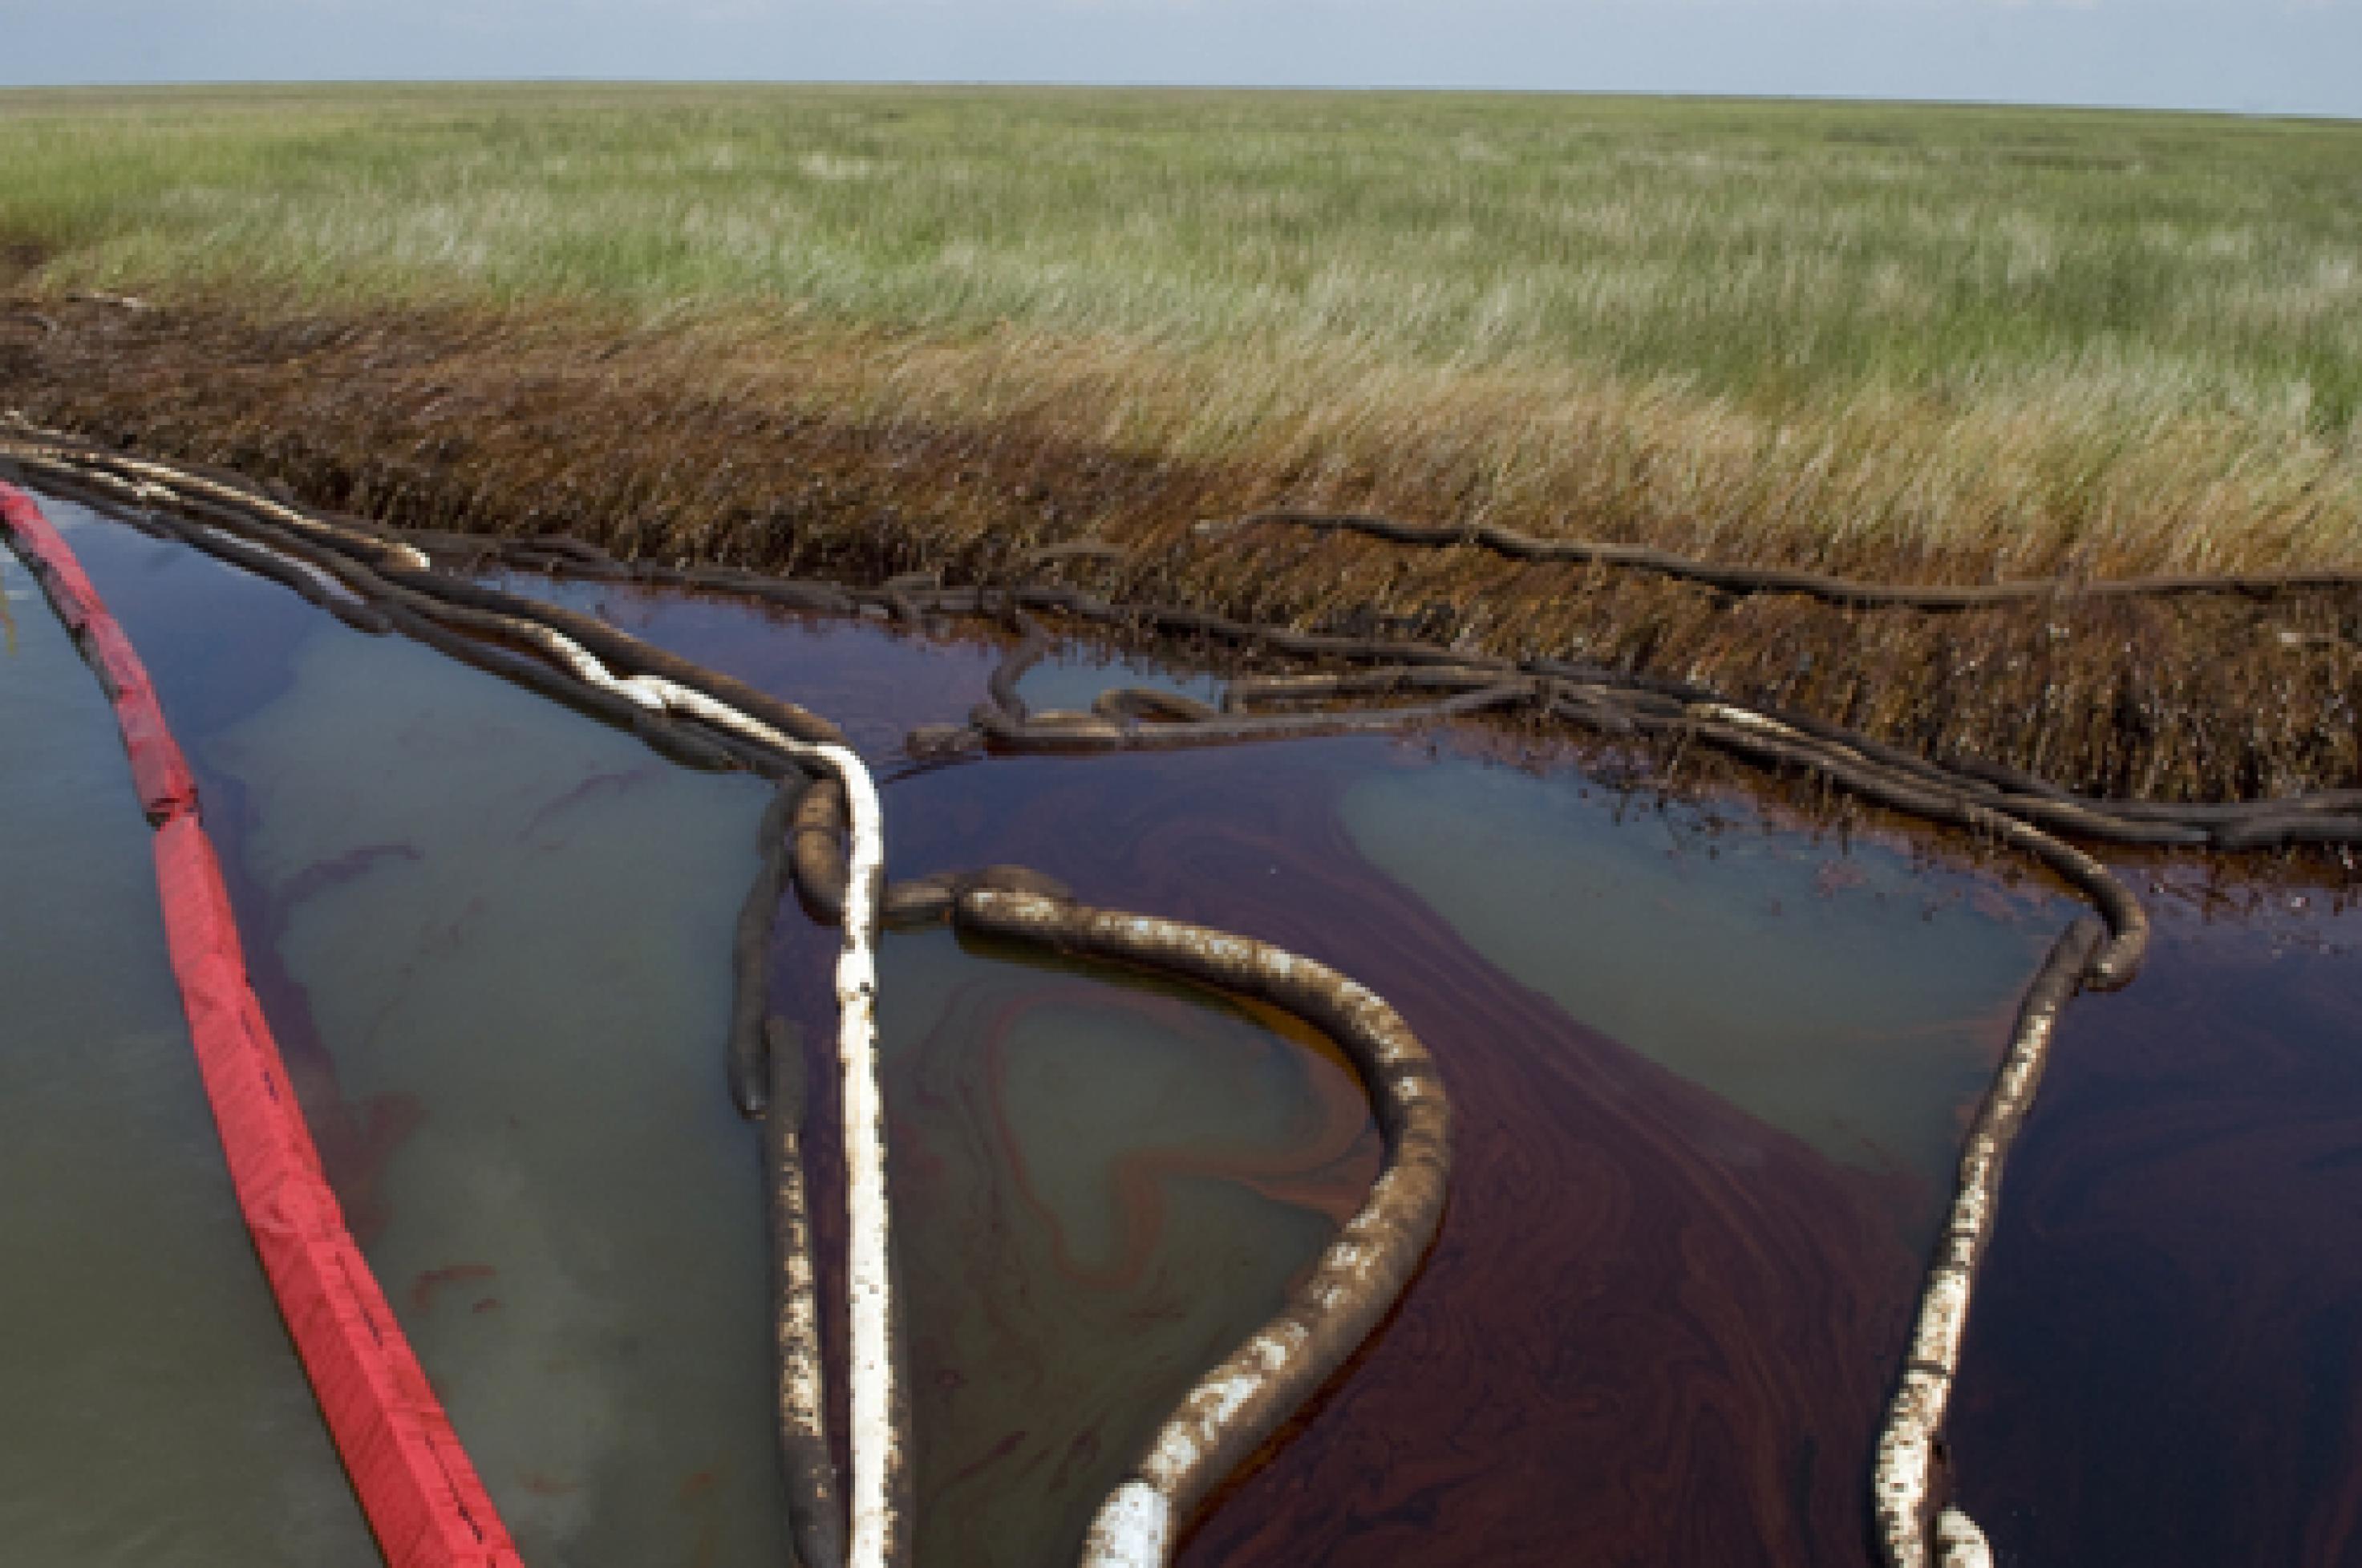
[4,86,2359,796]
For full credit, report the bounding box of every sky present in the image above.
[4,0,2359,120]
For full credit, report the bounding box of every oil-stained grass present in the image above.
[2,84,2358,579]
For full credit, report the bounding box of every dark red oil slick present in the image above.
[873,743,1930,1567]
[1951,903,2362,1568]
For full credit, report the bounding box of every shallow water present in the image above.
[1011,647,1223,719]
[882,932,1377,1566]
[0,526,374,1566]
[51,511,1375,1567]
[64,517,796,1566]
[1342,763,2051,1195]
[22,493,2362,1565]
[585,575,2069,1564]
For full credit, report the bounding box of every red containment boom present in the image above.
[1,482,524,1568]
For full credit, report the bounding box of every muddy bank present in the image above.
[6,294,2360,804]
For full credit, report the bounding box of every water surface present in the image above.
[67,513,796,1566]
[466,565,2082,1566]
[31,496,2350,1566]
[1343,761,2053,1195]
[0,525,374,1566]
[1954,901,2362,1567]
[59,506,1369,1567]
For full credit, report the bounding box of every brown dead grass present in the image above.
[5,294,2357,804]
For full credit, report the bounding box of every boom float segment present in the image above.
[1227,508,2362,610]
[1873,919,2103,1568]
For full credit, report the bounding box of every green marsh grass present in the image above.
[3,84,2359,578]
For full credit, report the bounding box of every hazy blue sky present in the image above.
[5,0,2358,119]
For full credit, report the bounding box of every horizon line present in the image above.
[2,79,2356,126]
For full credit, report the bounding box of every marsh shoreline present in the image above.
[6,291,2360,806]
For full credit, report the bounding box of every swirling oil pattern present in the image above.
[1950,907,2362,1568]
[53,505,428,1242]
[1339,764,2064,1198]
[877,932,1380,1566]
[0,512,375,1567]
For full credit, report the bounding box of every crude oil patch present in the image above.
[1952,906,2362,1568]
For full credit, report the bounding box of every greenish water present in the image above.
[0,535,375,1566]
[51,499,1365,1567]
[205,625,793,1565]
[1011,650,1223,718]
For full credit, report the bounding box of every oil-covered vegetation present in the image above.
[4,84,2359,581]
[6,86,2362,801]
